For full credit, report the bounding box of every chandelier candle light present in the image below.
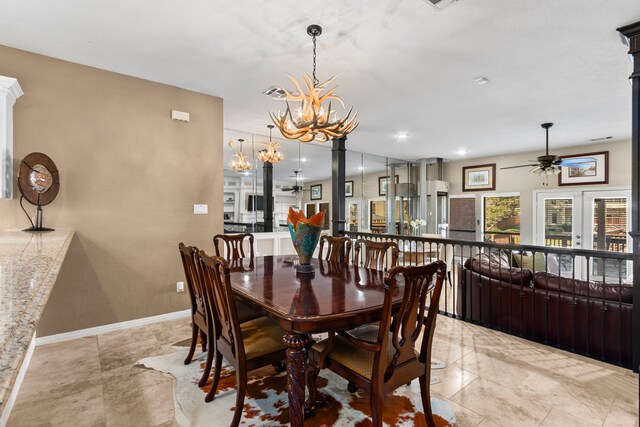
[269,24,358,143]
[257,124,285,163]
[230,138,254,172]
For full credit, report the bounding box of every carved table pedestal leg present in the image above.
[284,332,309,427]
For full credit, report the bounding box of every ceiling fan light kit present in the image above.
[502,122,596,186]
[268,24,358,143]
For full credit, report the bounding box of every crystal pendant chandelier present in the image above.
[268,24,358,143]
[230,138,254,172]
[257,125,284,163]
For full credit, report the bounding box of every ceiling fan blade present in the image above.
[501,164,538,170]
[557,157,596,166]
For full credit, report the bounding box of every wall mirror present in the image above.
[222,129,421,235]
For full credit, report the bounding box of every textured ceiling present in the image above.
[0,0,638,163]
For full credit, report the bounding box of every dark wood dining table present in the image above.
[227,255,404,427]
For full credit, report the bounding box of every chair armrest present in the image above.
[337,330,381,352]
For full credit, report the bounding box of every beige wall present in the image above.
[0,45,223,336]
[444,139,631,244]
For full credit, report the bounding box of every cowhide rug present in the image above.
[138,347,456,427]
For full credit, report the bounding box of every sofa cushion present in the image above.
[464,253,533,285]
[533,272,633,304]
[513,252,560,273]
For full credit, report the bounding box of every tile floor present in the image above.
[7,316,639,427]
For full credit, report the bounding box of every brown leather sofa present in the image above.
[457,252,633,368]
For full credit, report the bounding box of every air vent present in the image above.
[424,0,459,9]
[263,86,286,100]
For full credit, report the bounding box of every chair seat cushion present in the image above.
[312,324,414,380]
[241,317,287,360]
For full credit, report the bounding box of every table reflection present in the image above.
[289,274,320,316]
[228,256,254,273]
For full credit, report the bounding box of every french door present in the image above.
[536,190,630,279]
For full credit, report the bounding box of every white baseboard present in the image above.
[35,309,191,347]
[0,334,35,427]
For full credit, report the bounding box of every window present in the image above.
[483,195,520,244]
[449,196,476,241]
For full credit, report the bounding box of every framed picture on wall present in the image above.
[378,175,399,196]
[558,151,608,186]
[345,180,354,197]
[463,164,496,192]
[310,184,322,200]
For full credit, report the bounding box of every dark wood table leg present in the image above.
[283,332,308,427]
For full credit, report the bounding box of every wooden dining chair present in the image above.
[213,233,262,322]
[178,243,215,387]
[308,260,447,427]
[353,239,399,271]
[198,252,288,426]
[319,235,352,262]
[213,233,254,264]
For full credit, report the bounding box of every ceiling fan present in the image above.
[281,170,307,194]
[280,141,308,195]
[501,123,596,184]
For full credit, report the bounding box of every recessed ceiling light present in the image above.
[589,136,613,142]
[300,157,307,162]
[358,166,366,171]
[396,133,408,140]
[457,148,467,156]
[474,77,489,85]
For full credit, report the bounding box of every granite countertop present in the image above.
[0,229,74,414]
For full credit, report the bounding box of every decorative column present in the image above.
[331,136,346,237]
[418,159,428,235]
[386,162,397,234]
[0,76,24,199]
[263,162,273,232]
[617,21,640,372]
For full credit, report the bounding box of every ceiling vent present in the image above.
[424,0,459,9]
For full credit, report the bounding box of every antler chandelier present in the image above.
[230,138,254,172]
[257,125,284,163]
[268,24,358,143]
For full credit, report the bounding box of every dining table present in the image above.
[227,255,404,427]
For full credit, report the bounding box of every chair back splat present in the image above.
[319,235,352,262]
[199,253,245,364]
[178,243,215,382]
[179,243,206,319]
[382,261,446,382]
[353,239,399,270]
[213,233,255,266]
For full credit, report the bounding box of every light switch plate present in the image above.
[193,204,208,214]
[176,281,185,293]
